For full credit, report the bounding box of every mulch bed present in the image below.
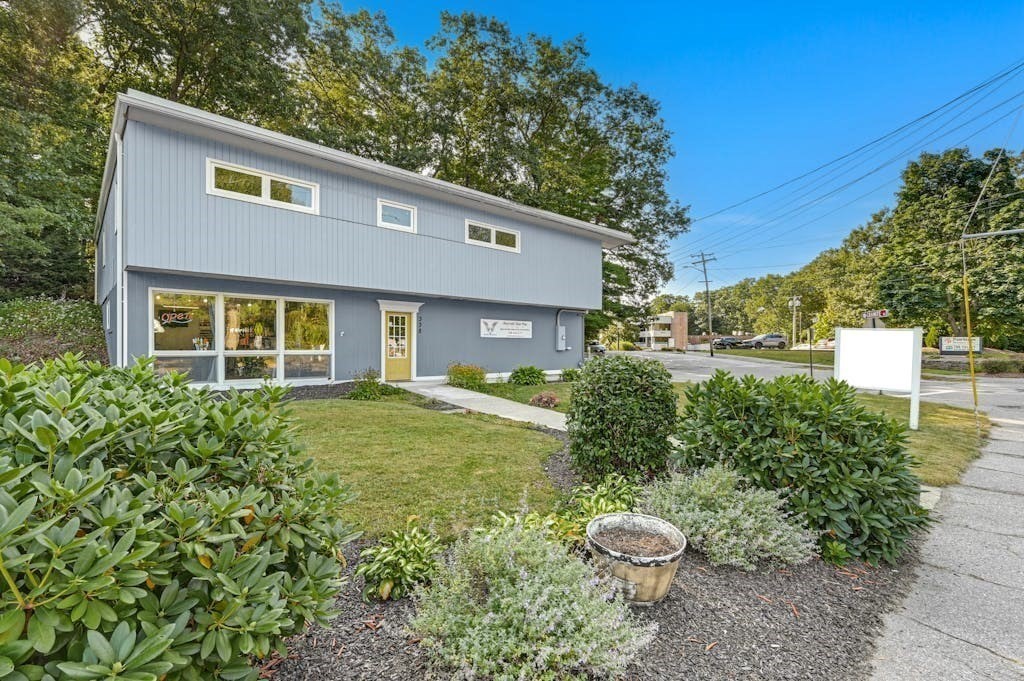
[270,541,919,681]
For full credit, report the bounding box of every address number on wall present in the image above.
[480,319,532,339]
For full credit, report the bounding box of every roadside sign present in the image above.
[861,309,889,319]
[939,336,983,356]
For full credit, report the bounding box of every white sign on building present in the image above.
[835,327,922,430]
[480,319,533,339]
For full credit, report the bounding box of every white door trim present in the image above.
[378,300,423,381]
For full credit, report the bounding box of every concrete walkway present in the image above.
[871,412,1024,680]
[400,379,567,431]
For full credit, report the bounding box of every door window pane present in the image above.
[495,230,518,249]
[225,355,277,381]
[154,356,217,383]
[387,314,407,359]
[270,179,313,208]
[467,224,491,243]
[285,355,330,379]
[285,302,330,350]
[153,292,216,351]
[224,298,277,351]
[214,166,262,197]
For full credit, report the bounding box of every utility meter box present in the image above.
[556,325,567,351]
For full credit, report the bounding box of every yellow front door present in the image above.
[384,312,413,381]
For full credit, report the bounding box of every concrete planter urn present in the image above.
[586,512,686,605]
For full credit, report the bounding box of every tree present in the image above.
[0,0,103,298]
[296,6,434,169]
[876,148,1024,348]
[83,0,310,124]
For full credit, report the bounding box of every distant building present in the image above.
[639,311,688,350]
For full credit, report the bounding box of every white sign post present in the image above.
[480,319,533,339]
[834,327,922,430]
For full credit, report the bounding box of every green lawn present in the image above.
[468,381,986,487]
[700,348,836,365]
[477,381,574,412]
[289,395,562,536]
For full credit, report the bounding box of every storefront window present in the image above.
[284,355,330,379]
[153,292,216,351]
[224,297,277,351]
[151,291,332,384]
[225,355,277,381]
[153,356,218,382]
[285,302,330,350]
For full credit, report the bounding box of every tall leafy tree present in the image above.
[0,0,102,298]
[83,0,310,124]
[876,148,1024,347]
[296,5,434,169]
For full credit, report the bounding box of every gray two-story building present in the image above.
[94,91,632,386]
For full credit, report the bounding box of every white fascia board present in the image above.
[93,90,636,248]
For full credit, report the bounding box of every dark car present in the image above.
[712,336,742,349]
[587,343,607,355]
[740,333,787,349]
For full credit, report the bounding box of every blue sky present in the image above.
[339,1,1024,296]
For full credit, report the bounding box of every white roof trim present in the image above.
[94,90,636,248]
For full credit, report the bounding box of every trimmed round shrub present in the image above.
[0,355,358,680]
[674,371,928,565]
[411,522,654,679]
[508,365,546,385]
[567,355,677,479]
[980,358,1021,374]
[446,363,487,390]
[642,464,816,571]
[528,390,560,408]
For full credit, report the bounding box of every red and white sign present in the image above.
[861,309,889,319]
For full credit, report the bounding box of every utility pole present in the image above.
[788,295,801,347]
[691,251,716,357]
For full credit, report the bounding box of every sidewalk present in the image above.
[870,413,1024,679]
[400,379,567,431]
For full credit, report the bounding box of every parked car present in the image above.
[712,336,743,349]
[587,343,607,355]
[740,333,787,349]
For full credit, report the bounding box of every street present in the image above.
[624,349,1024,414]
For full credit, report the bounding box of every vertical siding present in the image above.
[126,271,585,380]
[97,172,119,364]
[122,121,603,309]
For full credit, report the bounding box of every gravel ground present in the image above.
[269,539,919,681]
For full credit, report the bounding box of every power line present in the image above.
[667,93,1024,276]
[690,251,717,355]
[687,55,1024,224]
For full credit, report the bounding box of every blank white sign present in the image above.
[835,327,922,429]
[835,328,919,392]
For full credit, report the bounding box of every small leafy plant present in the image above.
[643,465,816,570]
[348,368,402,400]
[567,355,677,479]
[508,365,546,385]
[411,522,654,679]
[355,517,443,601]
[675,371,928,564]
[560,367,581,382]
[446,363,487,390]
[528,390,560,408]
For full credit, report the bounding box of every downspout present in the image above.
[115,132,127,368]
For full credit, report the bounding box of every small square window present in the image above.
[270,179,313,208]
[377,199,416,232]
[214,166,262,197]
[468,224,492,243]
[495,230,518,249]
